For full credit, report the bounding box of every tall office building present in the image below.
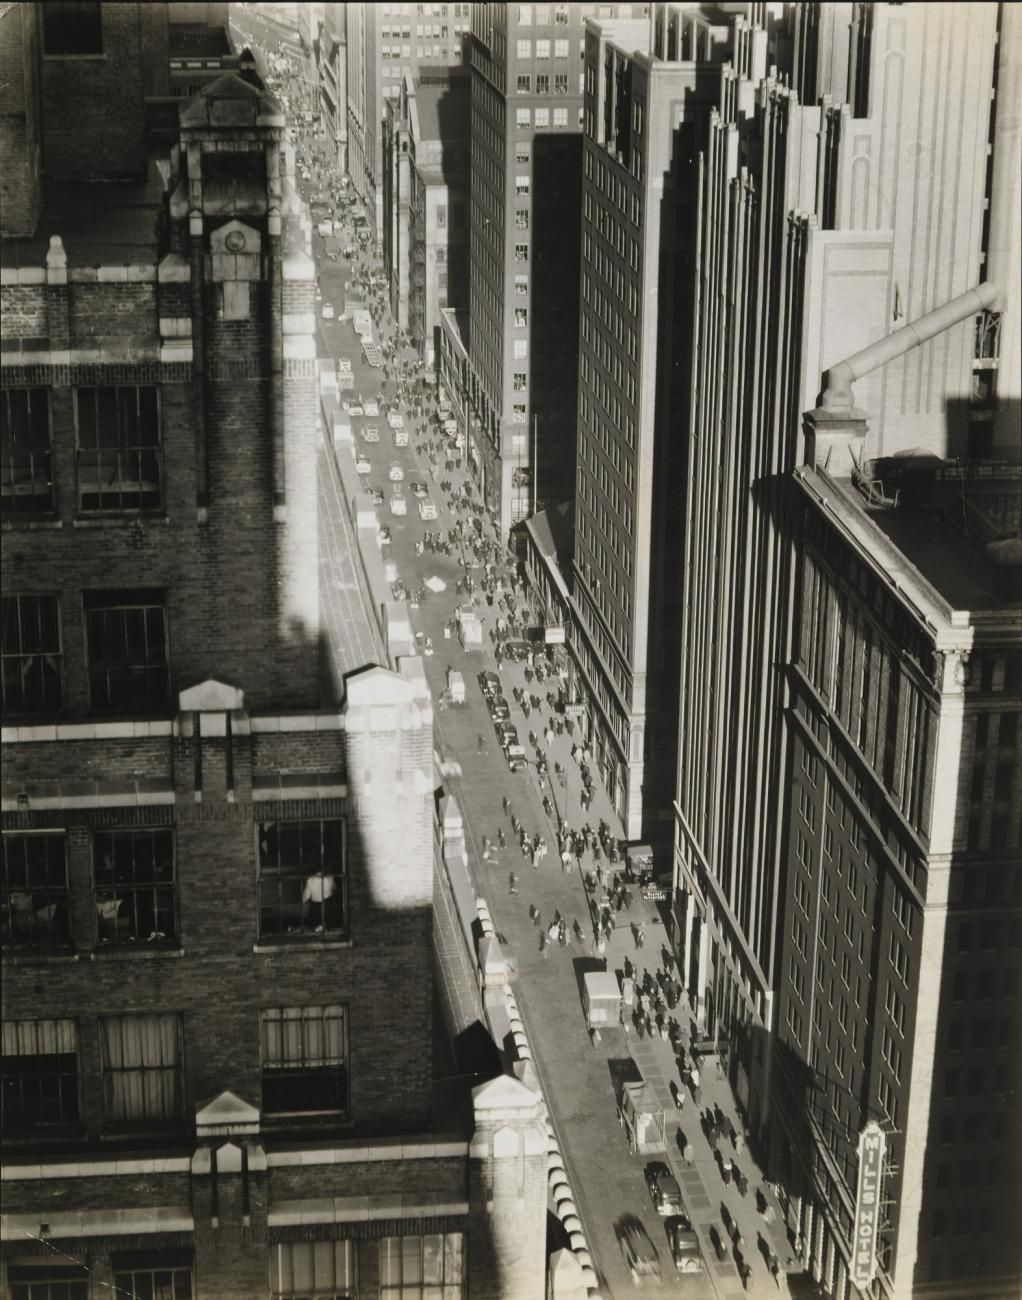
[569,5,734,838]
[666,3,1022,1298]
[382,67,471,360]
[1,6,548,1297]
[316,1,348,173]
[466,1,645,533]
[346,1,472,243]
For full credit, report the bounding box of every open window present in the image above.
[93,828,176,944]
[84,588,170,713]
[1,389,54,515]
[1,595,63,716]
[42,1,103,56]
[261,1005,347,1116]
[1,1019,80,1134]
[2,832,69,947]
[258,819,346,939]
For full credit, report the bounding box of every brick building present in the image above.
[1,5,548,1298]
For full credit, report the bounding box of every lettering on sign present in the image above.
[850,1121,886,1288]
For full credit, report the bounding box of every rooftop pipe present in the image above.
[819,281,998,412]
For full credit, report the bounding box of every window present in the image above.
[536,39,550,58]
[515,242,529,262]
[513,372,527,392]
[535,107,550,127]
[258,819,346,938]
[555,4,569,22]
[513,339,528,360]
[1,389,53,514]
[515,308,528,328]
[1,1019,79,1133]
[516,107,531,128]
[515,210,530,230]
[517,73,531,92]
[519,4,532,25]
[271,1242,356,1299]
[84,588,170,712]
[75,386,161,511]
[7,1264,89,1300]
[113,1251,194,1300]
[2,833,69,947]
[516,174,530,196]
[100,1013,182,1124]
[436,204,447,229]
[554,73,568,94]
[515,145,530,164]
[553,107,568,127]
[512,404,527,424]
[261,1005,347,1115]
[517,38,531,58]
[554,38,569,57]
[514,275,529,297]
[93,828,175,945]
[42,1,102,55]
[1,594,63,715]
[380,1233,464,1297]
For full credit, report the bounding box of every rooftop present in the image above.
[0,166,166,270]
[799,462,1022,622]
[412,77,469,149]
[169,23,234,59]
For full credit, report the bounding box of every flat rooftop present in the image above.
[169,24,234,58]
[800,465,1021,618]
[0,167,166,270]
[413,78,469,148]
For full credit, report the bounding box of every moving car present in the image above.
[362,426,380,443]
[665,1216,704,1274]
[504,742,528,773]
[645,1163,683,1217]
[377,525,392,545]
[391,581,408,601]
[354,455,371,475]
[409,481,428,499]
[367,487,385,506]
[393,427,409,447]
[337,356,352,372]
[364,399,380,417]
[390,493,407,517]
[620,1223,662,1287]
[321,303,335,319]
[418,499,437,520]
[348,404,364,416]
[388,463,404,482]
[387,412,404,429]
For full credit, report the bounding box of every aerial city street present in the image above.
[1,4,1019,1300]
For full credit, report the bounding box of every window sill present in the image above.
[2,517,62,530]
[72,514,169,529]
[90,946,184,961]
[42,53,108,61]
[253,939,352,953]
[2,950,80,965]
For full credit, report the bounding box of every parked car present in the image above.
[409,481,428,499]
[488,694,511,721]
[478,670,500,699]
[367,487,385,506]
[665,1216,704,1273]
[496,721,518,747]
[362,426,380,443]
[646,1163,683,1217]
[504,742,528,773]
[418,499,437,520]
[354,455,371,475]
[388,463,404,482]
